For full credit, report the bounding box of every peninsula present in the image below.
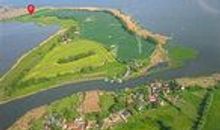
[0,7,169,102]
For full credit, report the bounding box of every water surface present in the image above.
[0,22,59,76]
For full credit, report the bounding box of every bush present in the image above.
[57,51,95,64]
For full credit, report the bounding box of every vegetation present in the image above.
[168,44,198,68]
[202,86,220,130]
[99,92,115,118]
[112,87,207,130]
[32,9,156,62]
[2,8,219,130]
[28,83,220,130]
[192,89,213,130]
[0,32,62,98]
[114,113,160,130]
[1,8,159,101]
[57,51,96,64]
[29,93,81,130]
[24,39,117,79]
[47,94,81,121]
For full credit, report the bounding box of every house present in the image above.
[101,113,123,130]
[149,95,157,103]
[44,114,63,129]
[119,109,132,122]
[64,118,87,130]
[109,113,123,123]
[86,120,97,130]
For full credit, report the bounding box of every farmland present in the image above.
[202,87,220,130]
[24,39,117,80]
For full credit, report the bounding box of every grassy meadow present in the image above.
[202,87,220,130]
[24,39,116,80]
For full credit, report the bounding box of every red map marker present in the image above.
[27,4,36,15]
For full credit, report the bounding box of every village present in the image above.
[42,80,185,130]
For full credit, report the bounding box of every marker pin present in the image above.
[27,4,36,15]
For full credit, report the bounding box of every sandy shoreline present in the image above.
[0,7,26,20]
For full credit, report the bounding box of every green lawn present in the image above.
[115,113,160,130]
[24,39,116,80]
[202,87,220,130]
[99,92,115,118]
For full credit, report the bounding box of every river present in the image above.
[0,0,220,129]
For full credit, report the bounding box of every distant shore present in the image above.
[0,7,26,20]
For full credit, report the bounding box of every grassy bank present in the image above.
[202,86,220,130]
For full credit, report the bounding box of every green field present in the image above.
[202,87,220,130]
[24,39,116,80]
